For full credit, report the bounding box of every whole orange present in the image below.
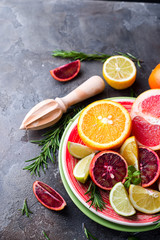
[148,63,160,89]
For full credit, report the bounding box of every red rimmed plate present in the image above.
[60,97,160,227]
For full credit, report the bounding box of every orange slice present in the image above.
[77,100,132,150]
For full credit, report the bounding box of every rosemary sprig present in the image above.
[23,106,83,176]
[52,50,143,67]
[127,237,140,240]
[85,181,106,211]
[19,199,33,217]
[124,166,141,189]
[153,220,160,229]
[43,231,50,240]
[83,223,98,240]
[52,50,111,62]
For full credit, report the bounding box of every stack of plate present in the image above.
[58,97,160,232]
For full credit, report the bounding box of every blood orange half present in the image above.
[130,89,160,150]
[89,151,128,190]
[33,181,66,211]
[50,60,80,82]
[139,147,160,188]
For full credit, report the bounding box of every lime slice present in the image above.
[68,141,96,159]
[73,153,95,183]
[109,182,136,216]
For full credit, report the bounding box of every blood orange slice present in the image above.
[50,60,80,81]
[33,181,66,211]
[89,151,128,190]
[130,89,160,150]
[139,147,160,188]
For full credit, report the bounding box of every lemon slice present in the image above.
[73,153,95,183]
[129,184,160,214]
[68,141,96,159]
[102,56,137,90]
[109,182,136,216]
[120,136,139,170]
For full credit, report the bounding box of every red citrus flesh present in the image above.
[33,181,66,211]
[139,147,160,188]
[130,89,160,150]
[89,151,128,190]
[50,60,80,82]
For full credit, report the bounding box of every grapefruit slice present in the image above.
[130,89,160,150]
[33,181,66,211]
[89,151,128,190]
[139,147,160,187]
[50,60,80,81]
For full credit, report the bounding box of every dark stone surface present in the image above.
[0,0,160,239]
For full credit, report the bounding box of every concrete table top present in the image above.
[1,0,160,239]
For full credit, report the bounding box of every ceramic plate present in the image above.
[59,97,160,228]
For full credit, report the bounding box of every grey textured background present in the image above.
[0,0,160,239]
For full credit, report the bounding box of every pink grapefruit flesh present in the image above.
[130,89,160,150]
[50,60,80,82]
[139,147,160,188]
[89,151,128,190]
[33,181,66,211]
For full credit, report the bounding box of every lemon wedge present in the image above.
[129,184,160,214]
[120,136,139,170]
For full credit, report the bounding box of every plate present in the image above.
[59,97,160,230]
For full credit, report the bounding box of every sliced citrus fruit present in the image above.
[33,181,66,211]
[68,141,96,159]
[130,89,160,150]
[109,182,136,216]
[148,63,160,89]
[78,100,132,150]
[50,60,80,82]
[73,153,95,183]
[120,136,139,170]
[129,184,160,214]
[89,151,128,190]
[102,56,137,90]
[139,147,160,188]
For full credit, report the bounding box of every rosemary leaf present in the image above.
[153,221,160,229]
[52,50,143,67]
[128,237,140,240]
[19,199,33,217]
[85,181,106,211]
[43,231,50,240]
[23,106,83,176]
[82,223,98,240]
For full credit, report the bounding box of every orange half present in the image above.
[78,100,132,150]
